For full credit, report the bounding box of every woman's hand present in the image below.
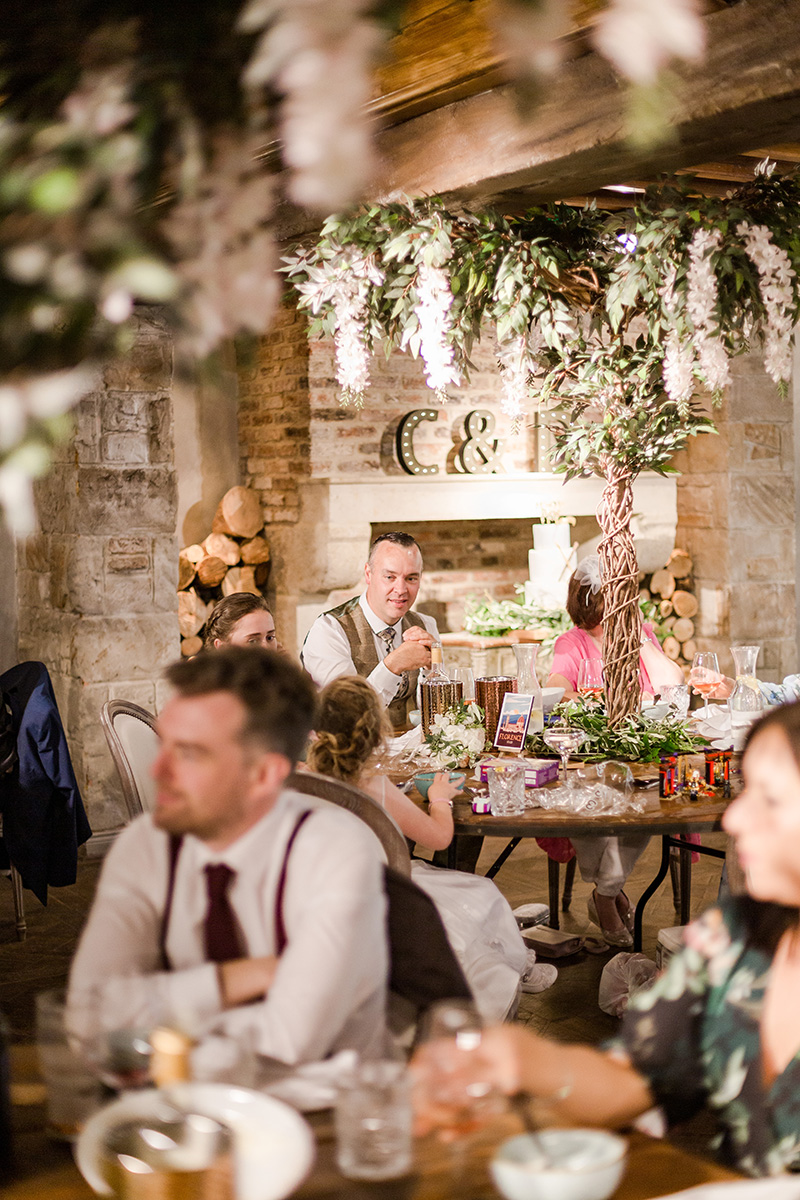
[688,667,734,700]
[428,772,464,804]
[411,1025,534,1137]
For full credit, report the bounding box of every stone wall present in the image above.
[16,310,180,836]
[672,351,797,682]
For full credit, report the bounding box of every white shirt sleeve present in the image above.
[218,809,388,1064]
[66,819,223,1046]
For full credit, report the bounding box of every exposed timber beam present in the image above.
[373,0,800,209]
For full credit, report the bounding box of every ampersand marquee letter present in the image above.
[458,410,503,474]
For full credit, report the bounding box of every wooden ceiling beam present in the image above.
[372,0,800,209]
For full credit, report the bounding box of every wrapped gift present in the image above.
[477,757,559,788]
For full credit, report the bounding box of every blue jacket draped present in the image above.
[0,661,92,905]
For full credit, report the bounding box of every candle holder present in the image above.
[420,680,463,738]
[475,676,517,742]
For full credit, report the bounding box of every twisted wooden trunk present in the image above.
[598,460,641,726]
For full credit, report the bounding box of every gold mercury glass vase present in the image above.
[421,681,463,738]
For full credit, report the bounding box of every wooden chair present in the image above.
[286,770,412,877]
[100,700,159,820]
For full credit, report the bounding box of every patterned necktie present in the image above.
[203,863,243,963]
[378,626,411,701]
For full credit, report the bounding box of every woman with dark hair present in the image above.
[544,557,683,946]
[202,592,280,651]
[307,675,557,1019]
[415,702,800,1176]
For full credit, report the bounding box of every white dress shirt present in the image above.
[67,789,388,1067]
[301,593,440,705]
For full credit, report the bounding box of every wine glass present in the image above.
[690,651,721,719]
[577,659,604,699]
[415,1000,498,1140]
[542,725,584,784]
[451,666,476,702]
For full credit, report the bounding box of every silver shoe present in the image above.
[587,892,634,950]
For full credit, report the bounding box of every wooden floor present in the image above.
[0,831,727,1046]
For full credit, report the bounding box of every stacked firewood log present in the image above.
[177,486,270,656]
[639,548,699,676]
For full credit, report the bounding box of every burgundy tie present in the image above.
[203,864,243,963]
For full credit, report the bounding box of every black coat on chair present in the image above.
[0,661,92,904]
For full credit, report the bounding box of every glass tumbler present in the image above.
[335,1060,413,1181]
[487,763,526,816]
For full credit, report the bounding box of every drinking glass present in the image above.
[335,1060,413,1180]
[36,990,102,1140]
[487,763,526,816]
[542,725,583,784]
[415,1001,498,1139]
[577,658,604,699]
[690,651,721,718]
[660,683,690,720]
[451,666,476,702]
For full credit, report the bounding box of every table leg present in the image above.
[679,841,692,926]
[547,858,561,931]
[633,835,671,952]
[484,838,521,880]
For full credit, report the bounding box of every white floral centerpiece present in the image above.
[421,701,487,769]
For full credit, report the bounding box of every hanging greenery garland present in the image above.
[284,164,800,724]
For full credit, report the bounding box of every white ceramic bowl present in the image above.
[490,1129,627,1200]
[542,687,565,714]
[641,702,669,722]
[76,1083,315,1200]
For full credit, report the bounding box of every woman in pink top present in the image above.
[546,557,684,946]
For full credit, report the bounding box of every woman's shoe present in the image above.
[616,890,635,934]
[587,890,634,949]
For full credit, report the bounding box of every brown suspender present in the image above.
[158,810,313,971]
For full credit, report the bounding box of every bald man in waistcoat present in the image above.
[301,533,439,733]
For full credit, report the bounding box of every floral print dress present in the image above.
[617,900,800,1176]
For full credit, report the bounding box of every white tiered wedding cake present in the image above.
[524,523,577,611]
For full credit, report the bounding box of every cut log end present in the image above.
[181,635,203,657]
[212,486,264,539]
[650,568,676,599]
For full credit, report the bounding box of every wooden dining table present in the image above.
[7,1042,741,1200]
[402,758,732,951]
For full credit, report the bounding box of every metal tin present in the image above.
[474,677,517,742]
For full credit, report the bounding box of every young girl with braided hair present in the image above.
[307,676,557,1019]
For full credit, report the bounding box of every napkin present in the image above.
[690,703,732,747]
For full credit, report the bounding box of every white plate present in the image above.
[76,1082,315,1200]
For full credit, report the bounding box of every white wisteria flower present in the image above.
[408,262,462,401]
[736,220,797,384]
[591,0,705,86]
[497,332,536,429]
[686,227,729,393]
[294,249,383,405]
[421,701,487,769]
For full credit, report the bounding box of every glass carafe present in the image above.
[512,643,543,734]
[729,644,764,750]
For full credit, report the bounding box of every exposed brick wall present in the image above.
[238,303,311,524]
[307,330,540,480]
[17,310,180,834]
[672,352,796,681]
